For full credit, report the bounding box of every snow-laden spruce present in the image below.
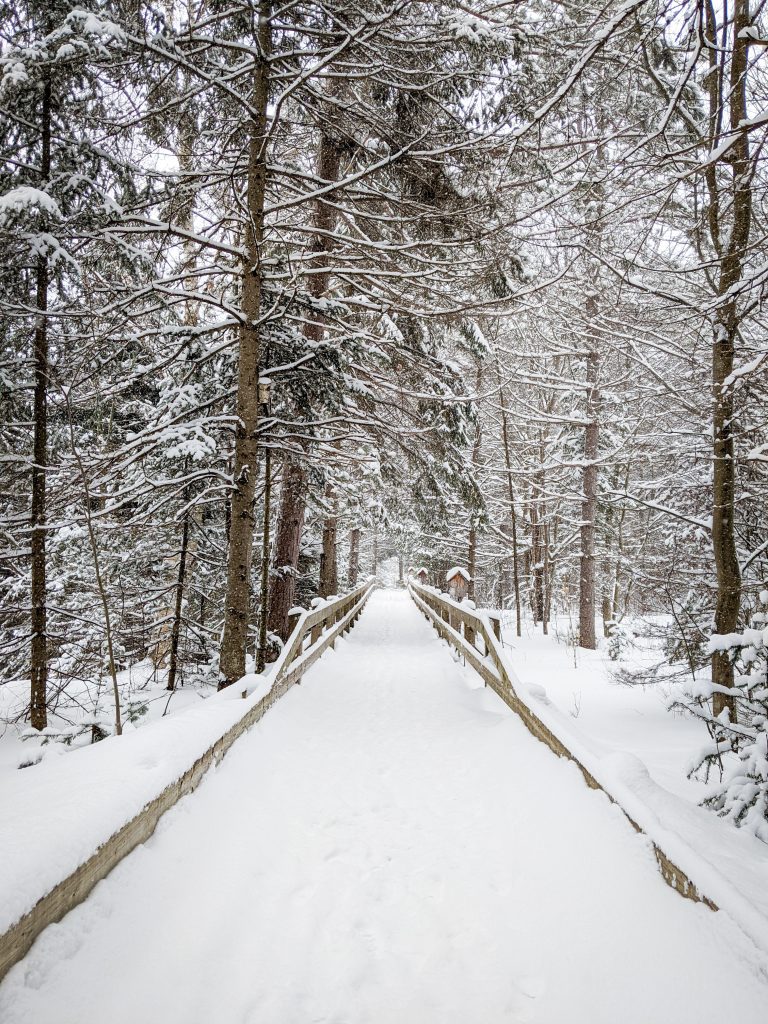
[686,592,768,843]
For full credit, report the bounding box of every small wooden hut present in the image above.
[445,566,471,602]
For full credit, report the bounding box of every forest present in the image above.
[1,0,767,844]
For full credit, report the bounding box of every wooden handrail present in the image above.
[407,578,717,911]
[0,581,376,982]
[269,580,375,691]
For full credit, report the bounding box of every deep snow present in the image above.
[1,590,767,1023]
[499,614,707,800]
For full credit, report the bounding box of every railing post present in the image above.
[287,609,302,643]
[286,610,304,682]
[465,608,476,649]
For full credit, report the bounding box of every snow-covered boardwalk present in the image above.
[1,590,766,1023]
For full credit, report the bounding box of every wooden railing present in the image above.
[268,581,374,692]
[407,579,717,910]
[0,581,376,982]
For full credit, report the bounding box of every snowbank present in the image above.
[0,681,268,937]
[0,584,374,947]
[409,583,768,957]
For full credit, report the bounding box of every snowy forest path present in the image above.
[1,590,766,1023]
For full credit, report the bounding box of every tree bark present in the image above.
[542,517,550,636]
[703,0,751,717]
[29,72,52,731]
[578,341,600,650]
[219,7,270,688]
[267,461,307,641]
[348,527,360,587]
[495,360,522,633]
[467,386,481,604]
[530,480,545,624]
[264,75,346,625]
[319,484,338,598]
[467,525,477,602]
[166,507,191,692]
[256,443,272,672]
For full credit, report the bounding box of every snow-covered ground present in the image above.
[0,661,218,774]
[499,614,707,801]
[2,590,766,1024]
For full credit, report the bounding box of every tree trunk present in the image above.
[579,343,600,650]
[166,508,191,692]
[496,362,522,634]
[601,480,616,638]
[467,387,481,604]
[544,518,555,633]
[704,0,751,717]
[219,8,270,688]
[348,528,360,587]
[256,444,272,672]
[267,461,307,641]
[155,97,201,678]
[319,484,338,598]
[467,525,477,602]
[29,72,52,731]
[263,77,346,625]
[530,484,545,624]
[542,518,550,636]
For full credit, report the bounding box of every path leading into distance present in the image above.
[1,590,766,1023]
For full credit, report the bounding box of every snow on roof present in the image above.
[415,567,429,575]
[445,566,471,582]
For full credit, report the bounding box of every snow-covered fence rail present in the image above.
[407,580,721,910]
[0,581,375,983]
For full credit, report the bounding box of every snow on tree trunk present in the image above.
[705,0,752,719]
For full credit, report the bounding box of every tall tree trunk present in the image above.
[542,518,550,636]
[265,80,346,625]
[467,384,481,604]
[530,481,545,624]
[579,340,600,650]
[29,72,52,731]
[348,527,360,587]
[152,88,201,675]
[495,360,521,634]
[600,472,617,638]
[704,0,751,717]
[256,443,272,672]
[267,461,307,641]
[319,484,338,598]
[467,524,477,602]
[219,8,271,688]
[545,517,556,633]
[166,504,191,692]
